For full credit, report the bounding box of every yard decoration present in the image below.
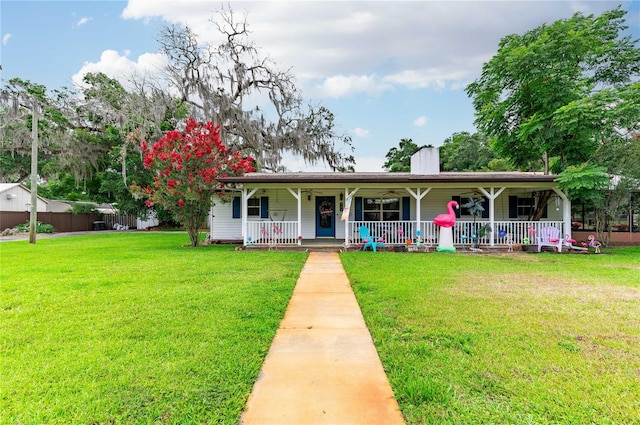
[565,234,587,252]
[506,233,514,252]
[588,235,602,253]
[462,196,492,251]
[132,118,255,247]
[434,200,459,252]
[528,225,537,244]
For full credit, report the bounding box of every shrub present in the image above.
[67,203,98,214]
[15,221,54,233]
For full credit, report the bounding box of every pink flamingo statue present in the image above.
[527,225,537,243]
[434,201,459,228]
[588,235,601,254]
[565,234,587,252]
[434,200,459,252]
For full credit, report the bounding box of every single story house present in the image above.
[0,183,48,212]
[211,147,571,249]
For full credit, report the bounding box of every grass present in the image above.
[341,248,640,424]
[0,233,308,425]
[3,234,639,424]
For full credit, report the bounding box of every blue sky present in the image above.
[2,0,638,171]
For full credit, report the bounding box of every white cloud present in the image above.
[353,128,370,138]
[2,33,11,46]
[72,49,168,90]
[414,116,428,127]
[317,74,390,98]
[116,0,617,101]
[76,17,92,27]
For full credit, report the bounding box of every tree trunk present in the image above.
[531,190,552,221]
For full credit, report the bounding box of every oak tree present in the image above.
[467,7,640,174]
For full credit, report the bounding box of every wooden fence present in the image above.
[0,211,136,232]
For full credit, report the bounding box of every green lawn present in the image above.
[341,248,640,424]
[3,235,639,424]
[0,233,307,425]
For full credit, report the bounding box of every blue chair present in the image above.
[359,226,384,252]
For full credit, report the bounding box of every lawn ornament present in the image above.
[528,225,537,243]
[434,200,459,228]
[565,234,587,252]
[588,235,601,254]
[470,234,482,252]
[434,200,459,252]
[461,234,467,251]
[506,233,514,252]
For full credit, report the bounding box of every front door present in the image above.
[315,196,335,237]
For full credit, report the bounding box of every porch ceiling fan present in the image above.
[460,189,485,201]
[377,189,404,197]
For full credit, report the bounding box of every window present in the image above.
[517,197,533,217]
[363,198,400,221]
[233,196,269,219]
[247,198,260,216]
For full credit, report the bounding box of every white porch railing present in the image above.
[491,220,565,246]
[246,221,300,246]
[243,220,565,248]
[347,220,565,247]
[346,221,423,246]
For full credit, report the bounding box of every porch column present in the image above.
[286,188,302,245]
[343,188,359,247]
[478,187,505,247]
[406,187,430,234]
[553,188,571,237]
[241,189,247,245]
[243,188,259,245]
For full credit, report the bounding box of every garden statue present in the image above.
[506,233,514,252]
[434,200,459,252]
[588,235,601,253]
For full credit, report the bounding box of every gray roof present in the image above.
[219,172,558,184]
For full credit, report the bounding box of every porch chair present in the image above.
[537,226,563,253]
[359,225,384,252]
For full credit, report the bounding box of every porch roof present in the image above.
[219,171,558,185]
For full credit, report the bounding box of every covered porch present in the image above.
[214,171,571,250]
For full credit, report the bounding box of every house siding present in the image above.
[0,185,47,212]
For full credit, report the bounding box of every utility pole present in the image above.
[29,102,38,244]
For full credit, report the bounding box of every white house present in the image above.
[0,183,48,212]
[210,148,571,248]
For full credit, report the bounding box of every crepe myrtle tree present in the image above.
[132,118,255,247]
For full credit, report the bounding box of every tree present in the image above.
[383,138,429,172]
[439,132,497,172]
[157,8,354,172]
[467,7,640,175]
[133,118,255,247]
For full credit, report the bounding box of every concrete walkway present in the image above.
[240,252,405,425]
